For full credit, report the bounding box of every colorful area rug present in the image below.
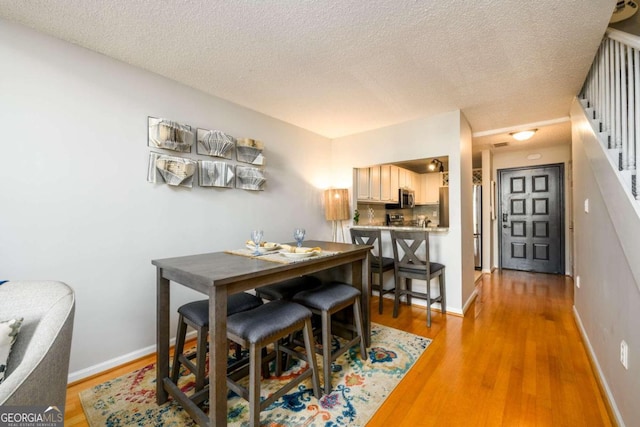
[80,323,431,426]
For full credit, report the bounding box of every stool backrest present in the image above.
[390,229,432,274]
[350,228,383,259]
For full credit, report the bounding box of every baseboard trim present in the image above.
[572,306,625,427]
[67,330,197,384]
[378,293,463,316]
[462,288,478,315]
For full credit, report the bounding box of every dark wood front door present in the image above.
[499,164,564,274]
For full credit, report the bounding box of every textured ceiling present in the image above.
[0,0,616,147]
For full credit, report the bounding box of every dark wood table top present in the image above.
[152,240,370,293]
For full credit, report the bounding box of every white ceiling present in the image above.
[0,0,616,151]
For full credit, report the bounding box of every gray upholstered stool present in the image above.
[255,275,321,301]
[226,300,321,427]
[170,292,264,392]
[293,282,367,394]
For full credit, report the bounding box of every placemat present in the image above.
[225,248,340,264]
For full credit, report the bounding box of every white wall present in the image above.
[331,110,474,313]
[0,19,334,379]
[492,144,573,274]
[459,115,475,306]
[481,149,493,273]
[571,100,640,426]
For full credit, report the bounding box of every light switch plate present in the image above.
[584,198,589,213]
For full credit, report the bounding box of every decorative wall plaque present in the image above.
[196,129,235,159]
[198,161,235,188]
[236,166,266,191]
[148,117,193,152]
[236,138,265,165]
[147,152,196,188]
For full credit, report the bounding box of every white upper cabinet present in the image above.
[380,165,391,201]
[413,172,423,204]
[389,166,399,201]
[356,165,402,202]
[398,168,413,189]
[423,172,441,204]
[369,166,381,200]
[356,168,370,200]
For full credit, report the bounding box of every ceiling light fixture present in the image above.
[428,159,444,172]
[510,129,537,141]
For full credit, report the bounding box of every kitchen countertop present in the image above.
[350,225,449,232]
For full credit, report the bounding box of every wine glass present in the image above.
[293,228,306,247]
[250,230,263,255]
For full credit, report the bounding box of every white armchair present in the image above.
[0,281,75,409]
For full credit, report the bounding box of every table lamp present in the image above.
[324,188,350,242]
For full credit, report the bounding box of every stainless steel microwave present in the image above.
[385,188,415,209]
[399,188,415,208]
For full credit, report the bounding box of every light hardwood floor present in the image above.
[65,270,614,426]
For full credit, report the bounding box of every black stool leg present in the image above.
[171,314,187,383]
[302,318,321,398]
[321,310,332,395]
[426,276,432,327]
[393,276,402,318]
[194,325,207,391]
[249,341,261,427]
[440,270,447,315]
[353,298,367,360]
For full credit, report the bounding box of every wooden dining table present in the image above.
[152,240,371,426]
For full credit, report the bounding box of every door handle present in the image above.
[503,224,510,228]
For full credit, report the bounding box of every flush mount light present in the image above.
[510,129,537,141]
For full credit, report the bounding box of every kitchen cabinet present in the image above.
[390,166,399,201]
[398,168,413,189]
[356,168,370,200]
[356,166,384,202]
[369,166,381,200]
[422,172,440,204]
[413,172,423,204]
[380,165,399,201]
[358,165,416,203]
[380,165,391,201]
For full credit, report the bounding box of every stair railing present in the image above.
[580,28,639,199]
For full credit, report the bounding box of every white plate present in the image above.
[280,251,317,259]
[246,243,280,253]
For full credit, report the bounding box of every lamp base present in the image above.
[331,220,346,242]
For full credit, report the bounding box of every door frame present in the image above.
[497,163,565,273]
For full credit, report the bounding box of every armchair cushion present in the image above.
[0,318,23,384]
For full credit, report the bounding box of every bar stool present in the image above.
[293,282,367,394]
[255,275,321,301]
[350,228,396,314]
[390,229,446,327]
[226,300,321,427]
[170,292,264,392]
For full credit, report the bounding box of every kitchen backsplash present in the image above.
[355,203,439,226]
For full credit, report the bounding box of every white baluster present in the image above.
[615,40,622,150]
[627,45,635,171]
[600,43,605,120]
[635,48,639,172]
[604,37,611,138]
[611,38,617,149]
[622,43,628,170]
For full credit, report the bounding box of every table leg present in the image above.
[353,254,371,347]
[209,285,228,426]
[156,268,170,404]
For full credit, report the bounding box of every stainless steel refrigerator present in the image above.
[438,187,449,228]
[473,185,482,270]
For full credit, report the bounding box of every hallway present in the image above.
[369,270,613,426]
